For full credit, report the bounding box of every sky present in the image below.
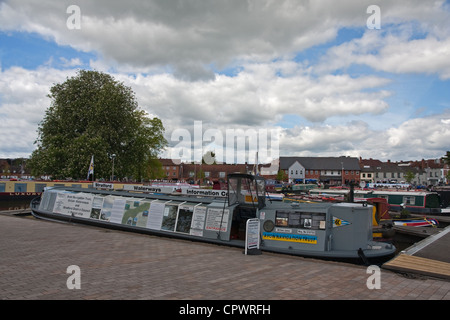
[0,0,450,165]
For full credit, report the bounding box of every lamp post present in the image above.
[111,154,116,181]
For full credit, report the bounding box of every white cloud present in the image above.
[279,110,450,161]
[0,62,447,161]
[59,57,82,67]
[1,0,449,162]
[0,66,76,158]
[318,22,450,79]
[4,0,448,80]
[115,62,392,133]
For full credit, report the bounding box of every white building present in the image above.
[287,161,305,183]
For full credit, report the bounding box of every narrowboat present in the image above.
[392,218,439,227]
[0,180,93,200]
[309,188,442,214]
[31,173,396,263]
[0,180,157,200]
[366,190,441,214]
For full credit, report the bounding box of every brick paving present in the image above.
[0,214,449,301]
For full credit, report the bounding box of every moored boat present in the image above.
[31,173,396,263]
[0,180,94,200]
[392,218,439,227]
[309,188,443,214]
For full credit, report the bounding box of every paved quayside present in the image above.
[0,213,449,300]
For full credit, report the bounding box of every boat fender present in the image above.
[357,248,369,266]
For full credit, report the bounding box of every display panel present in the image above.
[122,199,151,227]
[161,203,179,231]
[175,203,195,234]
[190,205,207,236]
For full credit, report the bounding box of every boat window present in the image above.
[35,183,47,192]
[227,174,266,209]
[14,183,27,192]
[228,177,239,205]
[402,196,415,205]
[256,178,265,195]
[275,212,289,227]
[275,211,326,229]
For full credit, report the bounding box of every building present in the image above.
[159,158,182,180]
[360,159,419,184]
[409,159,448,186]
[279,156,360,184]
[358,158,448,186]
[0,158,31,179]
[157,159,257,184]
[180,163,252,184]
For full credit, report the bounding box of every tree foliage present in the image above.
[28,70,167,181]
[443,151,450,165]
[404,170,416,183]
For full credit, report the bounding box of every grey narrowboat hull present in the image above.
[30,183,396,263]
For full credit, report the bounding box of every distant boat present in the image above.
[309,188,443,214]
[0,180,94,200]
[393,218,438,227]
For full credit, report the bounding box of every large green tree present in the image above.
[29,70,167,181]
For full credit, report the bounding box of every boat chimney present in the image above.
[349,182,354,203]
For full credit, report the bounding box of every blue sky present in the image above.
[0,31,95,71]
[0,0,449,164]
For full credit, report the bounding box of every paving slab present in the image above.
[0,214,449,303]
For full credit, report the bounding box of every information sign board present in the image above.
[245,218,261,255]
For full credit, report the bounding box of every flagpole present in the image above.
[87,155,94,181]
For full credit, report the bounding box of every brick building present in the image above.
[279,156,360,184]
[157,159,257,184]
[359,158,448,186]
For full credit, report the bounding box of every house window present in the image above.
[219,172,226,178]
